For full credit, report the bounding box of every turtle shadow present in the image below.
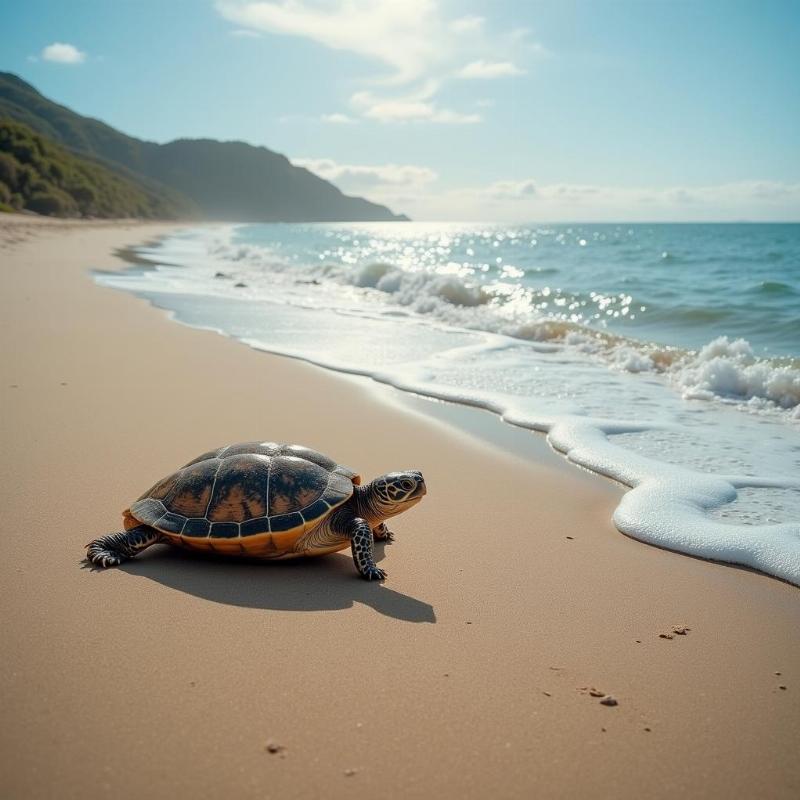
[111,545,436,623]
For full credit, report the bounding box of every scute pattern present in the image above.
[267,456,328,515]
[157,512,185,534]
[162,458,219,517]
[130,443,356,548]
[130,497,168,527]
[206,454,270,522]
[183,518,210,537]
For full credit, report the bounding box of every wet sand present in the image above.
[1,215,798,799]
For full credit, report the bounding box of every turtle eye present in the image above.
[401,479,414,492]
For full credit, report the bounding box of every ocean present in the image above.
[95,222,800,584]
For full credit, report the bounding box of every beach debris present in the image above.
[635,640,641,643]
[542,691,552,697]
[660,625,690,639]
[644,727,652,732]
[774,671,782,676]
[566,536,574,540]
[779,685,787,691]
[234,281,248,288]
[599,696,618,707]
[344,768,358,777]
[672,625,690,635]
[588,689,605,698]
[265,740,286,756]
[466,621,472,624]
[601,727,607,733]
[214,271,230,278]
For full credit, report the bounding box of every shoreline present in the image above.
[1,215,798,799]
[110,224,800,585]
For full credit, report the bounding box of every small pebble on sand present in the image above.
[589,689,605,698]
[659,633,674,640]
[672,625,690,635]
[265,740,286,755]
[344,769,358,777]
[542,691,551,697]
[779,685,787,691]
[600,696,618,707]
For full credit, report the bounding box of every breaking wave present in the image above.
[206,236,800,420]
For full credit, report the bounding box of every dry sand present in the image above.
[1,215,798,799]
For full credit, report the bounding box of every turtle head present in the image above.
[365,470,426,519]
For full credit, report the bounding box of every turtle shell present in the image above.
[125,442,360,558]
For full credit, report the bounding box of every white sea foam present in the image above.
[94,225,800,585]
[671,337,800,411]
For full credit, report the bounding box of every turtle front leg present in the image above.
[331,515,385,581]
[350,520,386,581]
[373,522,394,543]
[86,525,162,568]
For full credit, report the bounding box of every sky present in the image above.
[1,0,799,221]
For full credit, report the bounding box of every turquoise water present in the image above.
[233,222,800,358]
[96,222,800,585]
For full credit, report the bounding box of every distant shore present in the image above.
[1,214,798,799]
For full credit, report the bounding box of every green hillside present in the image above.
[0,72,407,222]
[0,119,189,218]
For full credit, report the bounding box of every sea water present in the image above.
[95,222,800,584]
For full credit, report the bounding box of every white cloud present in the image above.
[456,59,524,79]
[217,0,442,84]
[286,156,800,221]
[487,179,538,198]
[450,15,484,34]
[230,28,261,37]
[350,88,480,124]
[293,157,438,191]
[41,42,86,64]
[410,179,800,222]
[321,112,355,124]
[218,1,539,124]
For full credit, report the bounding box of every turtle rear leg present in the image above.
[86,525,162,568]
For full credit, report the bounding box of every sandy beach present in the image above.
[1,215,798,799]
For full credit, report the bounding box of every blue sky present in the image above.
[2,0,799,221]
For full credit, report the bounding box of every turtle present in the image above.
[85,442,426,581]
